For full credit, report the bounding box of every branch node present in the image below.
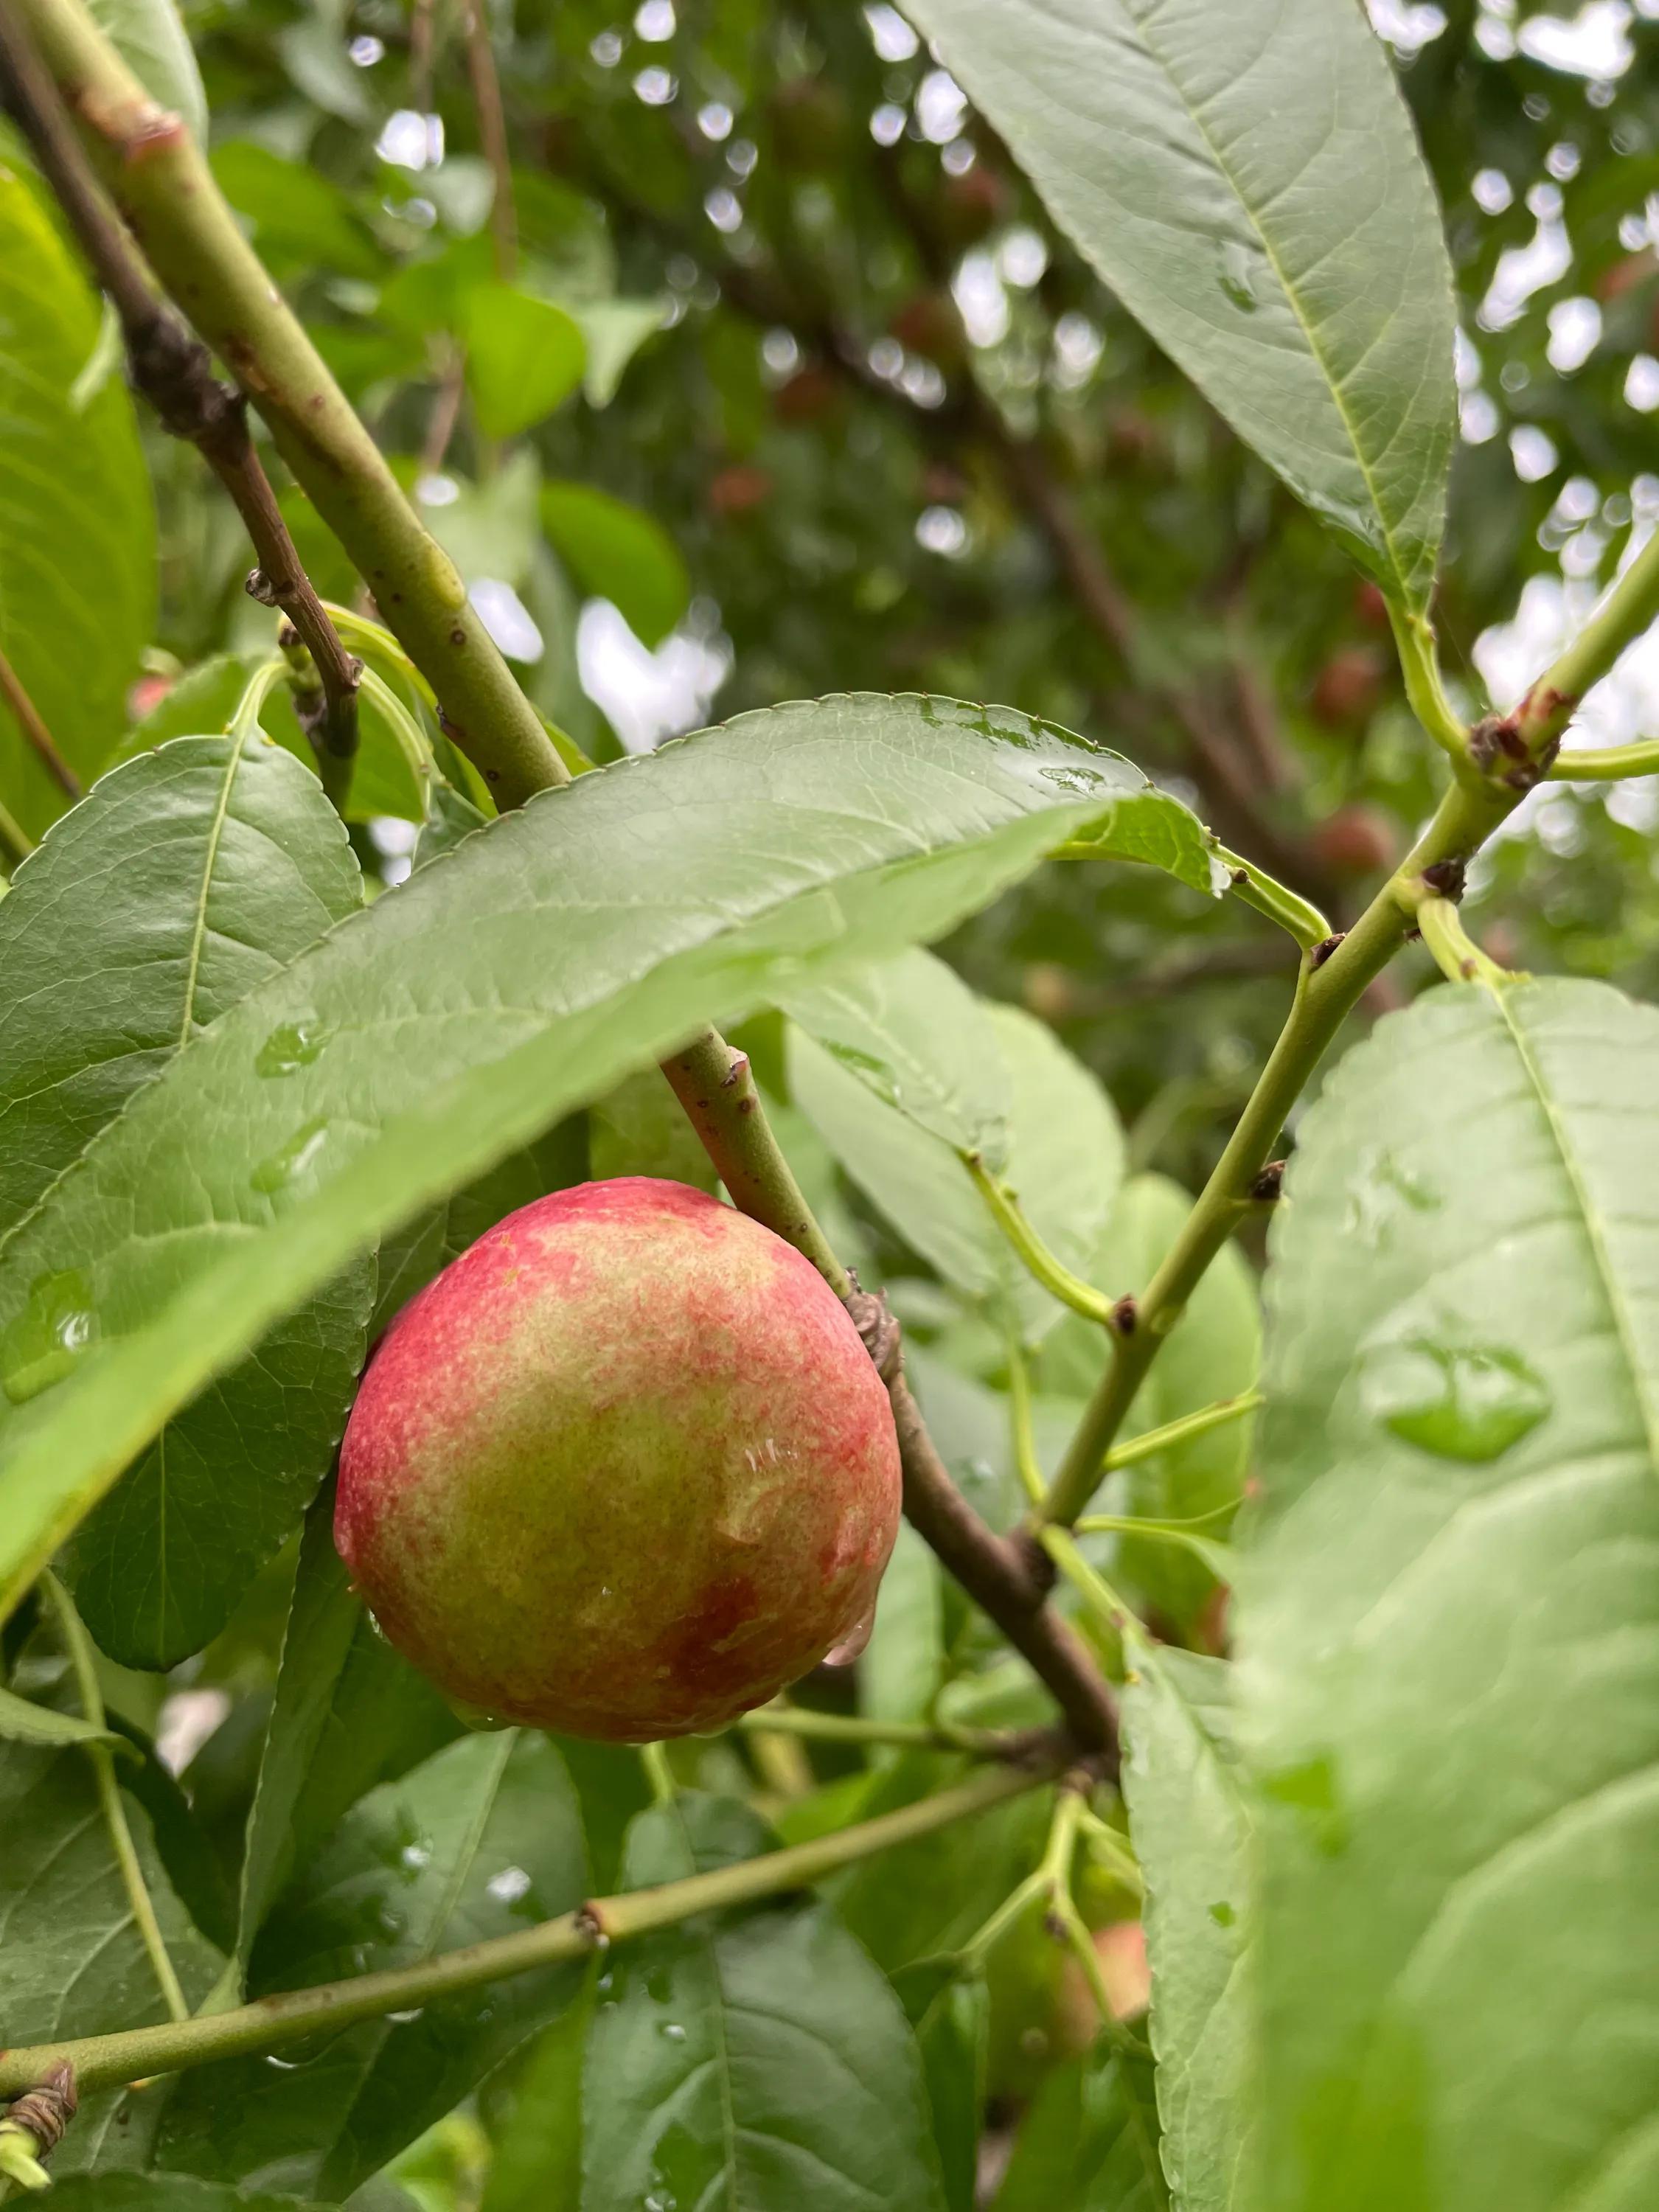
[845,1286,902,1385]
[1,2063,77,2175]
[1310,932,1346,970]
[1249,1159,1286,1203]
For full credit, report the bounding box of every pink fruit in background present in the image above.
[335,1177,902,1742]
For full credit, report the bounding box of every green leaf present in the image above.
[790,986,1124,1341]
[566,298,664,406]
[539,481,689,647]
[0,697,1201,1626]
[152,1731,588,2199]
[212,141,380,282]
[86,0,207,150]
[0,735,361,1231]
[478,1978,594,2212]
[0,1732,223,2048]
[1121,1648,1254,2212]
[1240,979,1659,2209]
[993,2043,1165,2212]
[0,735,370,1668]
[581,1792,947,2212]
[231,1483,459,1983]
[586,1068,717,1196]
[1039,1175,1259,1630]
[860,1519,946,1731]
[899,0,1455,609]
[46,2181,332,2211]
[782,945,1013,1170]
[0,1679,131,1754]
[894,1959,990,2212]
[465,286,587,438]
[0,170,155,838]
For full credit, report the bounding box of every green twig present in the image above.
[0,1761,1048,2098]
[735,1704,1040,1760]
[1515,526,1659,756]
[38,1574,189,2024]
[1416,895,1518,993]
[0,795,33,873]
[1038,771,1515,1531]
[1211,841,1331,949]
[964,1155,1118,1326]
[1390,605,1470,765]
[1006,1338,1048,1509]
[1548,738,1659,781]
[13,0,563,808]
[639,1742,677,1805]
[1096,1391,1262,1475]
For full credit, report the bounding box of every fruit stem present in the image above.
[0,1761,1051,2098]
[735,1703,1051,1760]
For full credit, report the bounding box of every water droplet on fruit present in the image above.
[824,1608,875,1666]
[1,1269,100,1405]
[1363,1337,1550,1462]
[250,1117,330,1194]
[1219,240,1259,311]
[255,1019,331,1077]
[1346,1148,1439,1248]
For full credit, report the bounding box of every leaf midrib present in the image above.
[1121,0,1413,598]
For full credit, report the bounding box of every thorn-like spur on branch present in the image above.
[0,5,361,802]
[0,2065,76,2196]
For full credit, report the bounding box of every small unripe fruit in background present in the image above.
[1310,644,1387,729]
[1312,802,1399,877]
[890,291,965,369]
[706,462,773,518]
[939,165,1006,248]
[335,1179,902,1742]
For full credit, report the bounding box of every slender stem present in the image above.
[1548,739,1659,781]
[0,796,33,872]
[1038,772,1513,1530]
[464,0,516,282]
[12,0,563,807]
[660,1032,849,1290]
[38,1575,188,2025]
[0,1761,1046,2098]
[1417,896,1517,992]
[735,1705,1041,1759]
[0,6,363,787]
[639,1742,676,1805]
[964,1155,1117,1326]
[1390,605,1469,763]
[0,643,78,799]
[1096,1391,1262,1475]
[1212,841,1330,949]
[1040,1528,1138,1649]
[1517,524,1659,752]
[1006,1339,1047,1509]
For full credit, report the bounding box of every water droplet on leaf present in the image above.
[1219,240,1259,311]
[660,2022,686,2042]
[1346,1149,1439,1248]
[1364,1337,1550,1462]
[250,1117,330,1194]
[1,1269,99,1405]
[254,1019,331,1077]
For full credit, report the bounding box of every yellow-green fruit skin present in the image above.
[335,1178,902,1741]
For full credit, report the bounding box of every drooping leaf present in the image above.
[153,1731,588,2199]
[993,2041,1165,2212]
[231,1483,459,1984]
[790,985,1124,1340]
[539,481,689,647]
[86,0,208,143]
[894,1959,990,2212]
[465,286,587,439]
[0,1732,223,2048]
[1121,1647,1253,2212]
[580,1792,947,2212]
[0,736,370,1667]
[860,1519,946,1731]
[782,945,1013,1170]
[476,1985,593,2212]
[0,1680,131,1754]
[0,697,1207,1624]
[0,170,155,838]
[1240,979,1659,2210]
[900,0,1456,609]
